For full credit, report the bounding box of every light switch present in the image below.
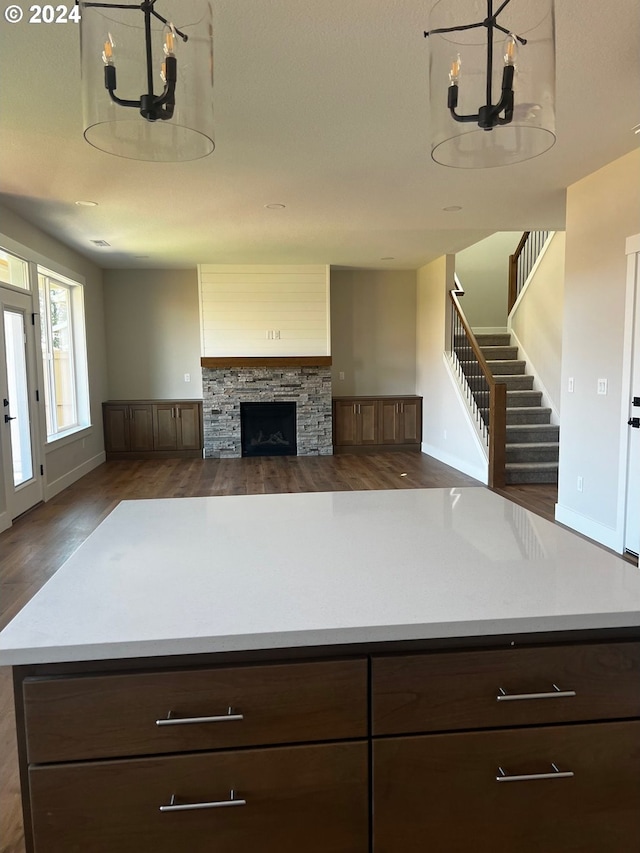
[597,378,608,395]
[568,377,574,393]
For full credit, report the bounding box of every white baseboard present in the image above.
[0,510,11,534]
[44,452,106,501]
[421,442,488,484]
[554,503,623,553]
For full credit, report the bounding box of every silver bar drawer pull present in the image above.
[156,706,244,726]
[497,683,576,702]
[497,763,575,783]
[160,790,246,812]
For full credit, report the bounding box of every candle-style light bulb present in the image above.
[102,33,115,66]
[449,54,461,85]
[503,34,518,66]
[164,25,176,57]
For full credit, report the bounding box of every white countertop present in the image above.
[1,488,639,665]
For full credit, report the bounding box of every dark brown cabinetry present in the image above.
[103,400,203,459]
[21,659,368,853]
[14,639,640,852]
[332,396,422,452]
[371,642,640,852]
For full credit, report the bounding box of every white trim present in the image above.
[509,232,556,318]
[554,503,623,553]
[508,329,560,424]
[0,510,10,534]
[618,237,640,553]
[44,451,105,501]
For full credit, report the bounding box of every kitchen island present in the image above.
[1,487,639,851]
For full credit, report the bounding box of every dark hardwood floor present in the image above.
[0,453,557,853]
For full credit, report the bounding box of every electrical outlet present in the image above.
[184,373,191,383]
[339,371,345,380]
[597,378,608,395]
[577,476,583,492]
[568,377,574,393]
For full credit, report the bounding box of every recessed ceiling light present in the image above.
[443,205,462,212]
[265,203,286,209]
[75,200,98,207]
[380,257,395,261]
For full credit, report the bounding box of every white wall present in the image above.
[0,204,108,525]
[330,269,417,396]
[416,256,488,483]
[510,232,565,416]
[199,264,330,357]
[103,269,202,400]
[556,149,640,550]
[455,232,521,330]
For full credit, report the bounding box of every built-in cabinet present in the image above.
[332,396,422,451]
[14,637,640,852]
[103,400,203,459]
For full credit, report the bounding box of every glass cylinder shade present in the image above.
[427,0,555,168]
[79,1,214,161]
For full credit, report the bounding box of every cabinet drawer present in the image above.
[24,658,367,763]
[372,642,640,735]
[30,741,368,853]
[373,721,640,853]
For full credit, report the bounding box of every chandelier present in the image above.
[78,1,214,161]
[425,0,556,168]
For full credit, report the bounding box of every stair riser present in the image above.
[487,360,527,375]
[505,469,559,485]
[481,346,519,360]
[506,447,560,464]
[506,427,560,443]
[507,391,543,407]
[496,376,534,391]
[474,334,511,347]
[506,409,552,425]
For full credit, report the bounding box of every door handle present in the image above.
[628,418,640,429]
[3,398,8,407]
[4,414,16,423]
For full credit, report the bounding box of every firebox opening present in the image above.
[240,402,297,457]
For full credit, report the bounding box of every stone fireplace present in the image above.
[201,359,333,458]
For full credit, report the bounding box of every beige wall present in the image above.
[455,232,521,329]
[510,231,565,415]
[415,256,488,483]
[0,203,108,514]
[103,268,202,400]
[556,149,640,549]
[330,269,417,396]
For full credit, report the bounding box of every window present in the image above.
[0,248,29,290]
[38,268,90,440]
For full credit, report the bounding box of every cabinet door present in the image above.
[333,401,359,446]
[358,400,378,444]
[400,398,421,444]
[30,742,368,853]
[103,404,130,452]
[175,403,201,451]
[128,404,154,452]
[153,404,178,450]
[373,721,640,853]
[379,400,402,444]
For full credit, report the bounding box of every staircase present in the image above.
[475,332,559,484]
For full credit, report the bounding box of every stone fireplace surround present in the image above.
[201,358,333,458]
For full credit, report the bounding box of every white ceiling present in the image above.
[0,0,638,271]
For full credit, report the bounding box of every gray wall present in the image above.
[330,269,417,396]
[455,232,521,329]
[103,268,202,400]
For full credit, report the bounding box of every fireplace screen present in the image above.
[240,402,297,457]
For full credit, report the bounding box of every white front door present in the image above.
[624,240,640,557]
[0,287,43,518]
